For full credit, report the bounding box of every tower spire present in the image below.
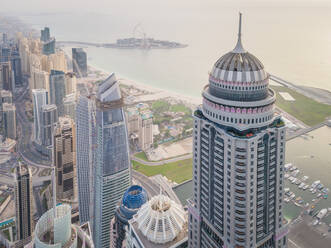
[233,12,246,53]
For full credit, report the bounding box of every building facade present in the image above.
[13,163,33,245]
[32,89,48,145]
[76,95,95,225]
[93,73,131,248]
[49,70,66,116]
[41,27,55,55]
[54,117,76,200]
[110,185,148,248]
[126,107,153,151]
[2,103,16,140]
[72,48,87,78]
[188,14,288,248]
[40,104,58,156]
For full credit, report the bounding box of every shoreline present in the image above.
[62,45,202,106]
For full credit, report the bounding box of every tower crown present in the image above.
[208,13,269,102]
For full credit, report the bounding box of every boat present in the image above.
[284,188,290,193]
[311,180,321,188]
[309,188,314,192]
[285,163,292,171]
[322,188,329,194]
[303,184,309,190]
[290,193,296,200]
[299,183,305,189]
[328,208,331,212]
[295,180,301,185]
[292,170,300,177]
[317,193,322,198]
[302,176,309,181]
[312,189,317,194]
[290,166,297,172]
[312,199,316,202]
[313,219,319,226]
[317,209,328,219]
[284,197,290,203]
[284,173,290,179]
[317,183,324,190]
[324,194,328,199]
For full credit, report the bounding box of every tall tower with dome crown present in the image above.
[188,13,288,248]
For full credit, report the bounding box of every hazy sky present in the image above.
[1,0,331,14]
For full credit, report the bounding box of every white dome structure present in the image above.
[134,194,186,244]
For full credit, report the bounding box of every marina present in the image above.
[284,125,331,225]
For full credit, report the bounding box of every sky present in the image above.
[1,0,331,14]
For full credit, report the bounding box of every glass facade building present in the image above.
[92,73,131,248]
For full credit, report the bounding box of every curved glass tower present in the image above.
[188,14,288,248]
[93,73,131,248]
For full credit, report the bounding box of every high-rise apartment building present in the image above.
[0,61,13,91]
[49,70,66,116]
[41,27,55,55]
[76,95,95,225]
[63,93,76,120]
[93,73,131,248]
[126,107,153,151]
[54,117,76,200]
[10,50,22,86]
[32,89,48,145]
[29,68,49,93]
[65,72,77,95]
[40,104,58,156]
[188,14,288,248]
[72,48,87,78]
[13,162,34,246]
[2,103,16,139]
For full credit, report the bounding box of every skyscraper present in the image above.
[49,70,66,116]
[2,103,16,140]
[32,89,48,145]
[65,72,77,95]
[72,48,87,78]
[110,185,148,248]
[54,117,76,200]
[93,73,131,248]
[41,27,55,55]
[40,104,58,156]
[10,50,22,86]
[13,162,33,246]
[76,95,95,225]
[188,14,287,248]
[0,61,13,91]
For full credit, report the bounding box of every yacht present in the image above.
[317,209,328,220]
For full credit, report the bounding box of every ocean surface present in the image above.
[15,1,331,98]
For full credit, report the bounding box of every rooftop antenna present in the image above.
[233,12,246,53]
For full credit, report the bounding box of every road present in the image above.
[132,170,159,197]
[132,153,192,166]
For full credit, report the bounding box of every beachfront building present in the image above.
[72,48,87,78]
[49,70,66,116]
[126,106,153,151]
[76,95,96,225]
[126,193,188,248]
[13,162,34,246]
[54,117,76,200]
[110,185,148,248]
[32,89,48,146]
[93,73,131,248]
[188,14,288,248]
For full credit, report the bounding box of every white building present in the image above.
[188,14,288,248]
[127,194,188,248]
[32,89,48,145]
